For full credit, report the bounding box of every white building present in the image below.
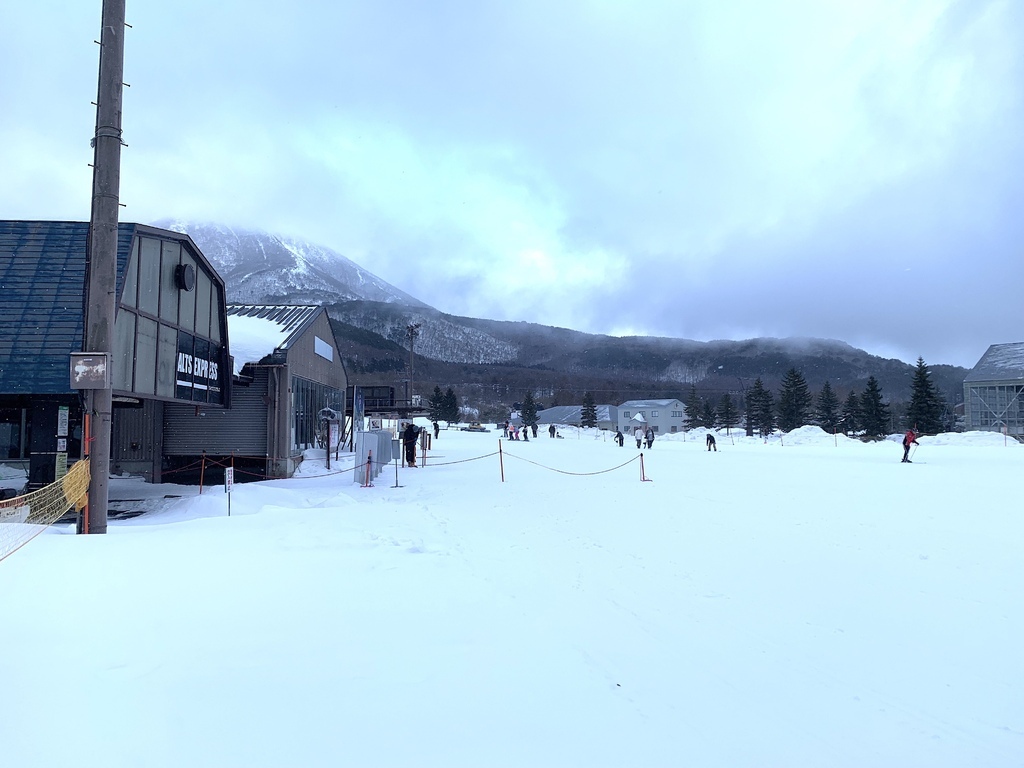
[617,399,686,434]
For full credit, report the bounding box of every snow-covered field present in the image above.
[2,425,1021,767]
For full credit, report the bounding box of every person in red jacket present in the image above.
[902,428,920,463]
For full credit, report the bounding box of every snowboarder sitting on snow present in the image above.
[901,428,919,463]
[706,433,717,451]
[402,422,420,467]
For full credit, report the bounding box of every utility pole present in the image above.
[406,323,421,406]
[83,0,127,534]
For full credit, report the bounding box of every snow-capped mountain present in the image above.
[153,220,429,308]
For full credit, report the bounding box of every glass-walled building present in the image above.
[963,342,1024,438]
[0,221,230,488]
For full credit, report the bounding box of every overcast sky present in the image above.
[2,1,1022,368]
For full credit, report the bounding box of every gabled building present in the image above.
[535,404,617,432]
[963,343,1024,437]
[0,221,230,488]
[162,305,347,480]
[617,399,687,434]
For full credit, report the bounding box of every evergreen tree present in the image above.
[816,381,841,432]
[859,376,891,438]
[717,393,739,434]
[777,367,813,432]
[906,357,945,434]
[840,390,860,435]
[701,399,717,429]
[747,378,776,437]
[684,384,704,429]
[521,391,539,428]
[580,391,598,428]
[427,385,445,424]
[441,387,460,424]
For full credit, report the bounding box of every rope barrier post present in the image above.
[640,452,653,482]
[199,451,206,495]
[392,437,402,488]
[362,449,373,488]
[81,412,91,534]
[498,439,505,482]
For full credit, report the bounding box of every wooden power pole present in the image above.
[83,0,127,534]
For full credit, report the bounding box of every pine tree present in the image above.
[427,385,445,424]
[521,391,539,428]
[777,367,813,432]
[580,391,598,428]
[859,376,890,438]
[684,384,704,428]
[701,399,717,429]
[840,390,860,435]
[717,393,739,434]
[441,387,460,424]
[816,381,840,432]
[906,357,945,434]
[747,378,776,437]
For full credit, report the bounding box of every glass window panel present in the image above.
[112,310,136,391]
[159,241,180,325]
[195,270,211,339]
[138,238,160,316]
[157,323,177,398]
[176,333,194,401]
[0,408,23,459]
[120,238,139,308]
[135,316,158,395]
[209,286,222,343]
[192,337,210,402]
[178,252,197,333]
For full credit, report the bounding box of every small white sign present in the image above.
[225,467,234,493]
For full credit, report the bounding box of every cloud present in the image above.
[1,0,1021,368]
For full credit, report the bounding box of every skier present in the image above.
[614,429,624,447]
[901,427,920,463]
[401,422,420,467]
[706,433,717,451]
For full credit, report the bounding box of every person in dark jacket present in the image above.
[706,433,717,451]
[614,429,624,447]
[902,428,919,463]
[549,424,556,438]
[644,427,655,449]
[402,422,420,467]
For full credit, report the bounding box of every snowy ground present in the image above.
[2,425,1021,767]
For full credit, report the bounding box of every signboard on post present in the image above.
[70,353,110,389]
[224,467,234,516]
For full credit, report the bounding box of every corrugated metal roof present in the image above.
[535,404,616,423]
[225,305,324,372]
[618,399,683,409]
[964,342,1024,383]
[0,220,135,394]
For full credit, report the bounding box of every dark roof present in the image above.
[964,342,1024,383]
[0,221,135,394]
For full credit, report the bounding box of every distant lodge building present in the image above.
[617,399,687,434]
[0,220,347,490]
[162,304,347,481]
[963,342,1024,437]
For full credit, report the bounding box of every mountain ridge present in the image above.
[161,221,969,411]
